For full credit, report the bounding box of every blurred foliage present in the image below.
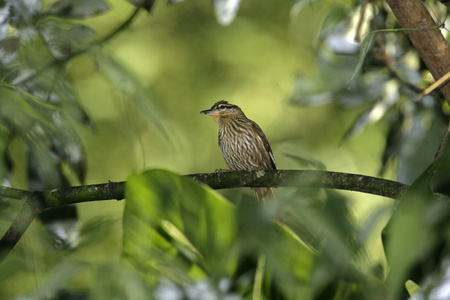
[291,0,450,184]
[0,0,450,299]
[123,169,382,300]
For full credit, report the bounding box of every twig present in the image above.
[13,7,142,86]
[0,192,46,261]
[413,71,450,101]
[354,0,371,42]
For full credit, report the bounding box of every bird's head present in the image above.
[201,100,246,125]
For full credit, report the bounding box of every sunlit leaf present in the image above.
[123,169,238,284]
[213,0,242,26]
[47,0,109,18]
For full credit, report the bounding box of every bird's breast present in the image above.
[218,123,271,171]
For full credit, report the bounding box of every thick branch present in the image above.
[189,170,407,200]
[385,0,450,105]
[1,170,408,206]
[1,169,448,262]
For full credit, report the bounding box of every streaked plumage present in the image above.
[201,100,276,202]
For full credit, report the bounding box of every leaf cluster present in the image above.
[291,0,450,183]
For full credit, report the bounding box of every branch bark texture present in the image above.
[189,170,407,199]
[386,0,450,105]
[0,169,417,262]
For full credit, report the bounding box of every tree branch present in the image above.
[0,192,46,261]
[385,0,450,105]
[1,169,446,262]
[0,170,408,206]
[189,170,408,199]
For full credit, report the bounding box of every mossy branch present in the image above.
[189,170,407,199]
[1,170,406,205]
[0,169,437,262]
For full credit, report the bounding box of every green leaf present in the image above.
[404,120,450,197]
[384,195,435,299]
[0,85,86,188]
[47,0,109,18]
[349,32,375,86]
[3,79,87,184]
[123,169,238,283]
[0,86,55,130]
[384,132,450,298]
[21,68,92,125]
[123,170,332,298]
[38,18,96,59]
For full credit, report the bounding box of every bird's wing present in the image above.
[250,120,277,170]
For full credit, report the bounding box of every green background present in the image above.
[1,0,396,297]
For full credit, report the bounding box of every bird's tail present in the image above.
[252,187,275,203]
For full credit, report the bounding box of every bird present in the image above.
[201,100,276,202]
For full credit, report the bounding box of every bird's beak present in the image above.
[200,109,216,115]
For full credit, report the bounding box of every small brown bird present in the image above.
[201,100,276,202]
